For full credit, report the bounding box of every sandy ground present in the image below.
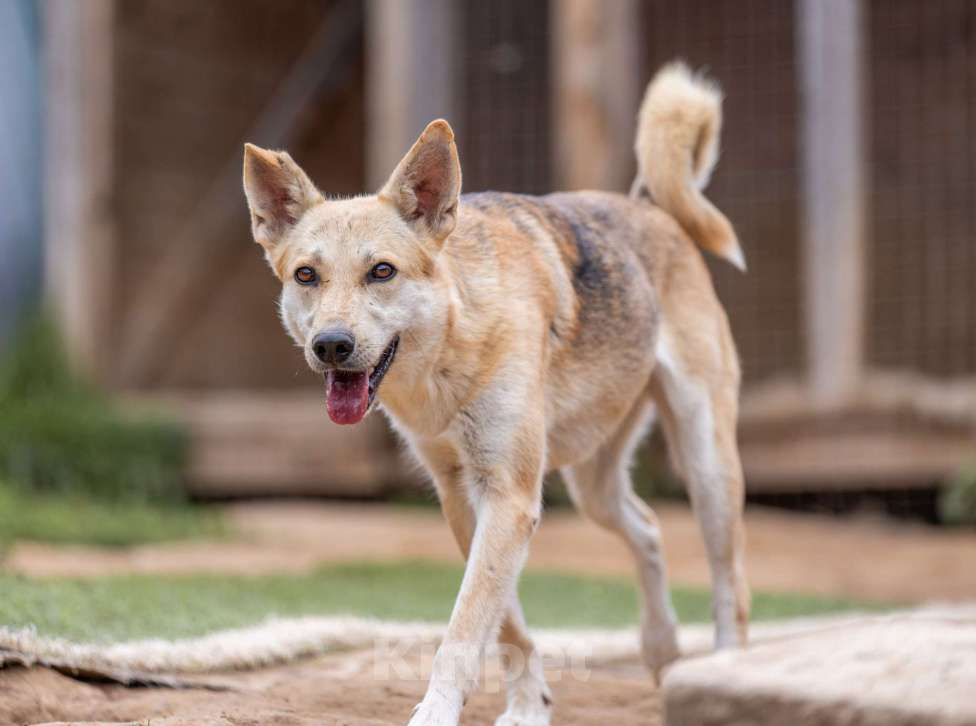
[4,502,976,725]
[1,649,658,726]
[7,501,976,603]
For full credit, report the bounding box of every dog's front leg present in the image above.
[408,419,544,725]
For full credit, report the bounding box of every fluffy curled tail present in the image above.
[633,62,746,271]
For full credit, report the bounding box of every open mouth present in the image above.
[323,336,399,425]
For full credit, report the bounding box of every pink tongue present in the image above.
[326,370,369,425]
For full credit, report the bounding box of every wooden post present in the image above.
[365,0,460,191]
[551,0,641,192]
[797,0,867,409]
[42,0,116,381]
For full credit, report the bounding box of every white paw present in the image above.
[641,620,681,681]
[494,687,552,726]
[494,708,551,726]
[407,692,462,726]
[495,647,552,726]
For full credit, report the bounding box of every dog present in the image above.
[243,62,750,726]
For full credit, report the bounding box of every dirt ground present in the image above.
[8,501,976,602]
[4,502,976,725]
[1,649,658,726]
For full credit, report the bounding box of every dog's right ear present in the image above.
[242,144,323,252]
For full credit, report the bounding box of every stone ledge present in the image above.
[664,606,976,726]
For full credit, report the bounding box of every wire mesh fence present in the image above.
[458,0,552,195]
[50,1,975,498]
[642,0,803,386]
[867,0,976,379]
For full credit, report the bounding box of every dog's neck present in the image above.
[376,238,508,439]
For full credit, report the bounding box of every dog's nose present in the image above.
[312,330,356,365]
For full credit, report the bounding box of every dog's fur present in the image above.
[243,62,750,725]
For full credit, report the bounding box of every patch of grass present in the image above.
[940,462,976,526]
[0,313,212,547]
[0,485,224,549]
[0,561,888,643]
[0,313,188,503]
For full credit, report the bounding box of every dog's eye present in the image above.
[368,262,397,282]
[294,266,317,285]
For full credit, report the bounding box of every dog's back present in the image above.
[444,63,744,469]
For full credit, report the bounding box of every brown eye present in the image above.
[294,266,317,285]
[368,262,397,282]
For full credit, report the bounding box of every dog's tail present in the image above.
[632,62,745,271]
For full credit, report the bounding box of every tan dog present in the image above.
[243,62,749,726]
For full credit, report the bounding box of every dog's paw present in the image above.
[494,687,552,726]
[495,648,552,726]
[641,622,681,683]
[494,707,552,726]
[406,691,462,726]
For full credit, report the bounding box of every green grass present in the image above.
[0,313,188,503]
[0,485,224,549]
[941,462,976,526]
[0,560,886,643]
[0,312,210,548]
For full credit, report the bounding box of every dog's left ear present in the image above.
[242,144,323,253]
[380,119,462,243]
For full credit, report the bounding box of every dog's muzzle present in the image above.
[323,336,399,425]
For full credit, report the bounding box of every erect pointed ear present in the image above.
[380,120,462,241]
[242,143,323,251]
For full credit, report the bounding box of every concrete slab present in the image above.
[664,606,976,726]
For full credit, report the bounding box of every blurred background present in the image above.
[2,2,976,722]
[1,0,975,539]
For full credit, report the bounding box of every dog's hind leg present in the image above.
[649,322,750,650]
[561,399,681,678]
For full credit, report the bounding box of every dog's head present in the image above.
[242,120,461,425]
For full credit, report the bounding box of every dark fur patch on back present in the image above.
[565,216,611,302]
[460,191,654,351]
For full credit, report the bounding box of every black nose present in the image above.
[312,330,355,365]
